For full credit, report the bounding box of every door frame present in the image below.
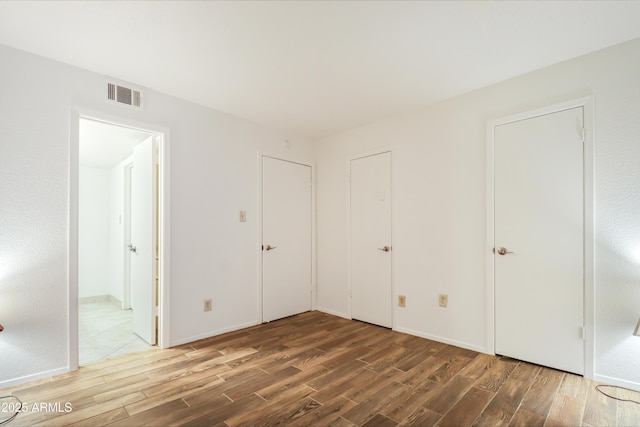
[486,96,594,378]
[256,152,316,323]
[346,147,394,328]
[69,107,171,371]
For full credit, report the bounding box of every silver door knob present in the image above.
[377,246,391,252]
[264,245,277,251]
[128,244,137,253]
[496,247,513,256]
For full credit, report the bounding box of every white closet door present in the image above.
[350,152,392,328]
[262,157,312,322]
[495,107,584,374]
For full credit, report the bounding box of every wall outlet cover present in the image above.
[398,295,406,307]
[438,294,448,308]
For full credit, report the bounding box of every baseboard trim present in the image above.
[78,295,110,304]
[109,295,122,308]
[394,326,491,355]
[315,307,350,320]
[0,366,69,389]
[170,321,259,347]
[78,295,123,308]
[594,373,640,392]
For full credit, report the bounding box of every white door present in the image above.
[494,107,584,375]
[130,136,157,345]
[350,152,392,328]
[262,157,312,322]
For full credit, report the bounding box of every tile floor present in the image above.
[79,301,155,365]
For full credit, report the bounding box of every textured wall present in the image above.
[592,60,640,385]
[78,166,110,298]
[316,37,640,387]
[0,46,85,383]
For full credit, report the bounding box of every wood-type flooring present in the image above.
[2,311,639,426]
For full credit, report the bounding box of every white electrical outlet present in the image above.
[204,299,212,312]
[438,294,448,308]
[398,295,406,307]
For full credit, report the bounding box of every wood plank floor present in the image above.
[2,311,639,426]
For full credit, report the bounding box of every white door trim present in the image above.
[69,107,171,372]
[486,96,594,379]
[346,147,394,328]
[256,152,316,324]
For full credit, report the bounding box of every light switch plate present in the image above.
[239,210,247,222]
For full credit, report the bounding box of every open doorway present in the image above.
[78,118,160,365]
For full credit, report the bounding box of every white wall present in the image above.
[108,155,132,305]
[316,38,640,388]
[78,166,111,299]
[80,157,133,305]
[0,44,314,386]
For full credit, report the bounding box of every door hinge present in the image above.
[581,128,586,142]
[579,326,585,340]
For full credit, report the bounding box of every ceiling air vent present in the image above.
[107,82,143,109]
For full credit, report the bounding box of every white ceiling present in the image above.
[79,119,151,169]
[2,1,640,138]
